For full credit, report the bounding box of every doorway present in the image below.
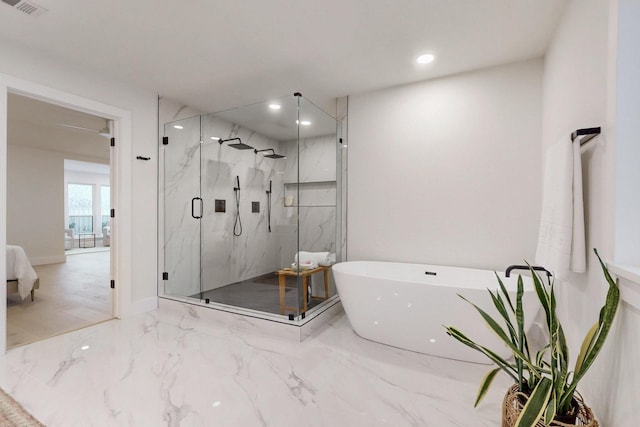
[5,93,115,348]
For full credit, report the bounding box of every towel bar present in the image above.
[571,127,601,146]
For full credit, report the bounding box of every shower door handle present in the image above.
[191,197,203,219]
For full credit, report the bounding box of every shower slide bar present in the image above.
[571,127,601,146]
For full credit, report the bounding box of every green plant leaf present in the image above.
[496,272,515,313]
[530,266,552,328]
[574,322,599,374]
[559,248,620,411]
[445,326,519,381]
[458,296,540,376]
[515,377,553,427]
[474,367,501,407]
[488,289,517,342]
[544,393,557,425]
[557,321,569,377]
[458,295,513,343]
[547,281,560,397]
[516,276,525,389]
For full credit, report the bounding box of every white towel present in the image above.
[535,137,586,279]
[295,251,333,266]
[291,260,319,270]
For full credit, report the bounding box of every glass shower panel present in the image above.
[162,115,202,299]
[296,96,339,304]
[198,96,302,317]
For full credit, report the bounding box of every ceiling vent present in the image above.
[1,0,48,17]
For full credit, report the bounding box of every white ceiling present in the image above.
[8,93,111,160]
[0,0,566,115]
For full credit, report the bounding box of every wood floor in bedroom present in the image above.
[6,250,113,349]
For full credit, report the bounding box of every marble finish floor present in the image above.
[7,251,113,348]
[0,309,509,426]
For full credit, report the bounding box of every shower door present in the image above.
[162,115,202,299]
[197,99,303,317]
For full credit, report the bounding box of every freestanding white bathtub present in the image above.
[333,261,541,364]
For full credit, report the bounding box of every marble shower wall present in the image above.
[200,115,286,291]
[280,134,338,296]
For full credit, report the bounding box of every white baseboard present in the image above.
[123,296,158,318]
[31,255,67,266]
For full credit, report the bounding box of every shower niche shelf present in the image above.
[284,181,336,207]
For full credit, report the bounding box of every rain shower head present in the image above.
[219,137,254,150]
[254,148,286,159]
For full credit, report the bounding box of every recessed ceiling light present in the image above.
[296,120,311,126]
[210,136,220,141]
[173,125,184,130]
[268,104,281,110]
[416,54,435,64]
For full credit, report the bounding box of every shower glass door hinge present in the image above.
[110,280,115,289]
[162,272,169,280]
[162,136,169,145]
[110,137,115,147]
[110,209,115,218]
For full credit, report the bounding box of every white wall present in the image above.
[0,38,159,317]
[7,144,65,265]
[541,0,640,425]
[348,59,543,271]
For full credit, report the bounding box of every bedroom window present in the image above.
[68,183,94,233]
[101,185,110,227]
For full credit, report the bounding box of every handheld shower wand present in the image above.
[233,176,242,236]
[266,180,272,233]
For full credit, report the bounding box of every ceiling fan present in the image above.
[58,118,112,138]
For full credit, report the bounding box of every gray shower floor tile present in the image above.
[192,273,322,315]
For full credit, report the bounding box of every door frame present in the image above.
[0,73,133,353]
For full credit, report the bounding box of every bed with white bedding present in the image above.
[6,245,39,301]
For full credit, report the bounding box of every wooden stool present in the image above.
[276,265,331,315]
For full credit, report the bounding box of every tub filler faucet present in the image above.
[505,265,552,278]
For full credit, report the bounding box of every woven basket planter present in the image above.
[502,383,599,427]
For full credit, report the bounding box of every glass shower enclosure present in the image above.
[160,94,343,321]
